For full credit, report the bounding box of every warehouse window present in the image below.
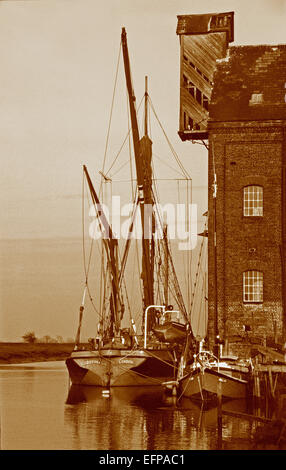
[188,81,195,98]
[243,270,263,303]
[249,93,263,105]
[183,74,188,86]
[243,185,263,216]
[187,117,193,130]
[183,112,193,131]
[196,88,202,105]
[202,95,209,110]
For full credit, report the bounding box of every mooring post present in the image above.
[257,372,261,399]
[268,369,276,400]
[217,378,223,449]
[253,368,257,398]
[253,360,261,403]
[264,372,268,399]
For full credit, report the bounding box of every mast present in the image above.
[121,28,155,328]
[83,165,122,336]
[163,224,169,306]
[144,76,148,137]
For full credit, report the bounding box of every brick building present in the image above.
[208,44,286,355]
[177,13,286,355]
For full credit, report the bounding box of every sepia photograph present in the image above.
[0,0,286,456]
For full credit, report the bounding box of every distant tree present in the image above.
[42,335,52,343]
[56,335,63,344]
[22,331,37,344]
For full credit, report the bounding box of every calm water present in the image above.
[0,361,260,450]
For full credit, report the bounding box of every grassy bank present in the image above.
[0,342,77,364]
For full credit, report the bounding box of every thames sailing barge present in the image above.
[66,28,190,387]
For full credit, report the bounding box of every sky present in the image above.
[1,0,286,240]
[0,0,286,341]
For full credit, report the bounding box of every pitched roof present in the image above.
[209,44,286,121]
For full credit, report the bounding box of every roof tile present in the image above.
[209,44,286,121]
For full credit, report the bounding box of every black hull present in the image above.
[66,348,176,387]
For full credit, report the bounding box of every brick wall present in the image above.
[208,121,284,356]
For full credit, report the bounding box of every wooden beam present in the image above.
[178,130,208,141]
[256,364,286,373]
[222,410,271,423]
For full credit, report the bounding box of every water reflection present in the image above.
[0,362,261,450]
[66,384,165,408]
[65,386,179,450]
[64,385,255,450]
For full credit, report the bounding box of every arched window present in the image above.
[243,270,263,303]
[243,185,263,217]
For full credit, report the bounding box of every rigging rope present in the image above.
[152,152,186,177]
[189,219,208,337]
[81,168,102,318]
[100,39,122,188]
[150,189,189,324]
[80,65,197,338]
[148,96,191,180]
[105,95,144,178]
[97,353,171,384]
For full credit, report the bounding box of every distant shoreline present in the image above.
[0,342,77,364]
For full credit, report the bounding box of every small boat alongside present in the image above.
[178,351,250,401]
[175,170,252,402]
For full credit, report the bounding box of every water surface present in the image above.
[0,361,259,450]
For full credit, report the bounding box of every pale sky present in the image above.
[1,0,285,240]
[0,0,285,341]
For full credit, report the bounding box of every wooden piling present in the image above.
[252,363,286,413]
[217,378,223,449]
[268,369,275,400]
[253,368,261,401]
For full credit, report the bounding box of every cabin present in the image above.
[176,11,234,141]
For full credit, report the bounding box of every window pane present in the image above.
[243,186,263,216]
[243,270,263,302]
